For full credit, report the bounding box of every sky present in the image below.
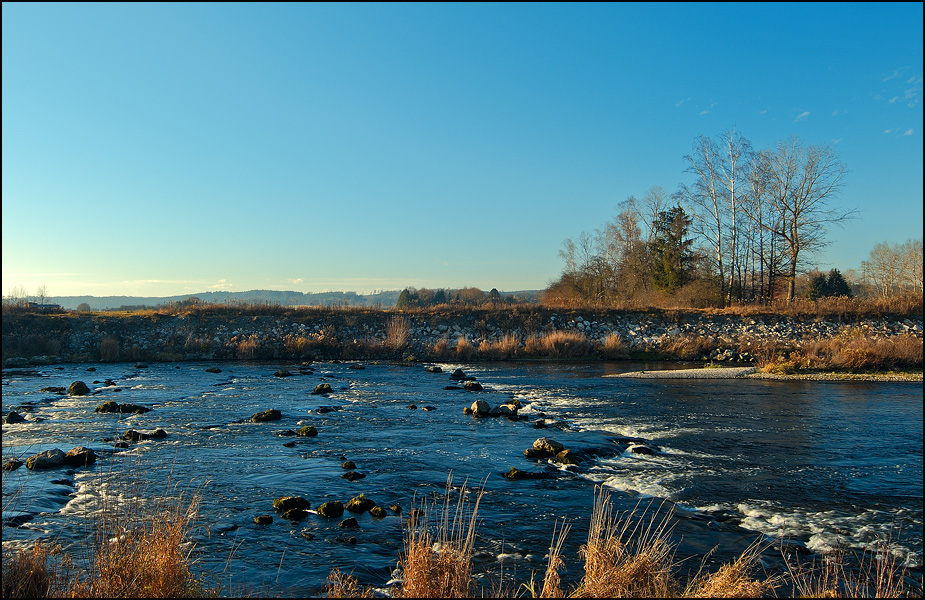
[2,2,922,299]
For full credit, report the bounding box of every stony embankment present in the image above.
[2,307,922,366]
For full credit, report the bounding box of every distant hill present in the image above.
[50,289,541,310]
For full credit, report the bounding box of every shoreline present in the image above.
[607,366,923,382]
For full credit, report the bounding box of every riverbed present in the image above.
[2,360,922,595]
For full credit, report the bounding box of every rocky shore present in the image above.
[2,307,922,367]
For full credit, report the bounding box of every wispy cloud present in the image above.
[675,97,692,108]
[287,277,305,285]
[794,111,810,122]
[904,129,914,136]
[699,102,716,115]
[883,67,908,82]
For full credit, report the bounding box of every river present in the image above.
[2,360,922,595]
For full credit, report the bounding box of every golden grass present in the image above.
[524,331,592,358]
[572,490,678,598]
[396,475,484,598]
[684,540,774,598]
[596,332,630,359]
[387,315,411,350]
[784,534,914,599]
[1,459,210,599]
[2,542,64,598]
[325,569,376,598]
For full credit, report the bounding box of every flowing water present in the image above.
[2,361,922,595]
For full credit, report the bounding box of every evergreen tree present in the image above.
[825,269,853,297]
[649,206,694,291]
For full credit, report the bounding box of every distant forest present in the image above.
[39,288,541,311]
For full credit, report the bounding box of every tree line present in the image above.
[545,130,920,307]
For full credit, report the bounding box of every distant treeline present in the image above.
[396,287,539,308]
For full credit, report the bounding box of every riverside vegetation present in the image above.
[3,474,918,598]
[2,296,922,377]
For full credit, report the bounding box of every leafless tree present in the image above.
[744,137,852,302]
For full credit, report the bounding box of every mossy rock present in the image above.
[317,501,344,518]
[68,381,90,396]
[346,494,376,513]
[63,446,97,468]
[501,467,552,480]
[341,460,356,470]
[119,403,151,414]
[274,370,292,377]
[388,503,402,514]
[338,517,359,529]
[281,508,309,520]
[205,367,222,373]
[341,471,366,481]
[273,496,311,512]
[369,506,387,519]
[254,515,273,525]
[251,409,282,422]
[95,401,120,413]
[296,425,318,437]
[463,381,483,391]
[4,411,27,424]
[556,449,581,465]
[311,383,333,395]
[532,437,565,455]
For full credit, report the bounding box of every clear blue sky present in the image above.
[3,2,922,298]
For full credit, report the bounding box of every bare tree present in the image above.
[680,135,726,300]
[862,238,924,297]
[36,285,49,306]
[745,137,852,302]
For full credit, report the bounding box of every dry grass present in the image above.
[662,333,718,360]
[684,540,774,598]
[324,569,376,598]
[785,534,915,598]
[99,336,120,362]
[478,333,522,360]
[596,333,630,359]
[524,331,592,358]
[756,329,923,374]
[1,459,209,599]
[387,315,411,350]
[2,542,65,598]
[572,490,678,598]
[456,336,477,360]
[397,475,484,598]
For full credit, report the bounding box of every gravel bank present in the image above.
[608,366,923,381]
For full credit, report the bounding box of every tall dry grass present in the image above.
[784,533,914,599]
[1,459,210,598]
[387,315,411,350]
[572,491,678,598]
[524,331,592,358]
[397,476,484,598]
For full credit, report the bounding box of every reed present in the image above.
[397,475,484,598]
[1,458,210,598]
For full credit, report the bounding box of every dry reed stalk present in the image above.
[1,542,64,598]
[536,519,570,598]
[325,568,375,598]
[785,534,916,599]
[387,315,411,350]
[684,539,774,598]
[574,488,677,598]
[397,475,484,598]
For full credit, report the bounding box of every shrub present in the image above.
[99,336,120,362]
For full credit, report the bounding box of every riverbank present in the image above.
[2,306,922,373]
[608,366,923,381]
